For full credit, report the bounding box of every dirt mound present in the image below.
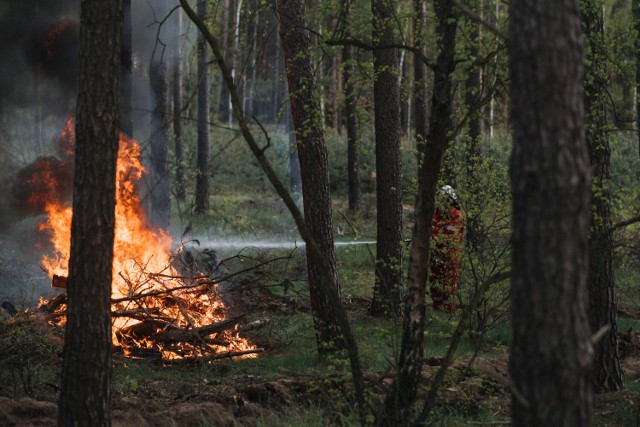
[0,397,57,427]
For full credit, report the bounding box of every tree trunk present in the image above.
[194,0,210,214]
[342,44,360,212]
[217,0,232,124]
[173,8,186,202]
[149,44,171,229]
[581,0,623,392]
[379,0,456,424]
[369,0,403,318]
[509,0,594,425]
[277,0,344,353]
[58,0,121,425]
[120,0,133,137]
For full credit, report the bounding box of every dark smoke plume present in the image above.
[0,0,79,112]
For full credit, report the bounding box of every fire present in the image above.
[36,118,257,361]
[43,22,71,60]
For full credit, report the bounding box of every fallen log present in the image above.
[115,320,160,342]
[151,315,247,343]
[167,348,265,364]
[38,294,67,313]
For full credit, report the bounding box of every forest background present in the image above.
[0,0,639,425]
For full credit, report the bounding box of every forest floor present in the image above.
[2,287,640,426]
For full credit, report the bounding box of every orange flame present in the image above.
[38,118,256,360]
[43,22,71,60]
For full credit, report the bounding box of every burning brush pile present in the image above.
[18,118,262,362]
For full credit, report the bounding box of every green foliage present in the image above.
[0,311,61,396]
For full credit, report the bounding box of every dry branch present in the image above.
[151,315,246,343]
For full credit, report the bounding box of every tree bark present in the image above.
[342,44,360,212]
[58,0,121,425]
[277,0,344,353]
[173,8,186,202]
[369,0,404,318]
[509,0,594,425]
[379,0,456,423]
[194,0,210,214]
[581,0,623,392]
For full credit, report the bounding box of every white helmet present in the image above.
[437,185,459,207]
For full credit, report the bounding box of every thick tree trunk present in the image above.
[509,0,594,425]
[380,0,456,424]
[342,44,360,212]
[57,0,121,425]
[194,0,210,214]
[369,0,404,318]
[173,8,186,202]
[582,0,623,392]
[277,0,344,353]
[149,59,171,229]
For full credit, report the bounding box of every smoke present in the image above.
[0,0,79,112]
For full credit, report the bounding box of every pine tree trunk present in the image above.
[380,0,456,423]
[582,0,623,392]
[369,0,403,317]
[509,0,594,424]
[58,0,121,424]
[149,58,171,229]
[342,44,360,212]
[173,8,186,202]
[277,0,344,353]
[194,0,210,214]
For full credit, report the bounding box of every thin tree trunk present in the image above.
[277,0,344,353]
[178,4,365,421]
[217,0,232,124]
[509,0,594,424]
[58,0,121,424]
[194,0,210,214]
[149,58,171,229]
[173,8,186,202]
[379,0,456,423]
[342,44,360,212]
[582,0,623,392]
[369,0,403,318]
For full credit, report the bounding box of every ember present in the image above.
[36,118,260,361]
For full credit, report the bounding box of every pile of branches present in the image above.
[37,247,290,362]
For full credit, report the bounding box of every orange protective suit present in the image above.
[429,205,464,312]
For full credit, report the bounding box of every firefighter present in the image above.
[429,185,464,313]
